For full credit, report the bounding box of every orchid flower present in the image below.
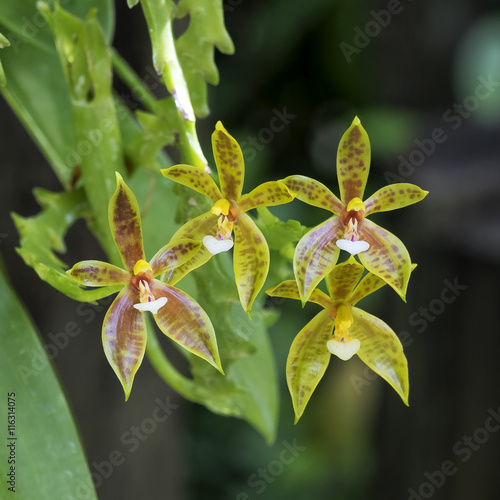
[282,116,428,303]
[267,256,411,422]
[161,121,294,315]
[67,173,223,399]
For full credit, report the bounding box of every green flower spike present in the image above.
[67,173,223,400]
[161,121,295,315]
[282,116,428,303]
[267,256,412,423]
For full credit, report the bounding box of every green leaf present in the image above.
[176,0,235,117]
[0,0,114,187]
[40,3,125,260]
[0,260,97,500]
[12,188,121,302]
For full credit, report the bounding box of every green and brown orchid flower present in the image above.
[67,173,223,400]
[161,121,294,315]
[267,256,411,423]
[282,116,428,303]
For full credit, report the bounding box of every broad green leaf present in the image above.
[40,3,125,259]
[12,188,121,302]
[286,309,333,423]
[0,260,97,500]
[351,307,409,405]
[337,116,371,204]
[0,0,114,186]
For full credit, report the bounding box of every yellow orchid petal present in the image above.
[238,181,294,212]
[161,164,222,202]
[281,175,344,214]
[326,257,364,301]
[109,173,145,274]
[357,218,411,301]
[266,280,332,309]
[286,309,334,423]
[364,183,428,216]
[293,216,343,303]
[337,117,371,204]
[212,121,245,201]
[351,307,409,405]
[233,213,269,316]
[67,260,129,286]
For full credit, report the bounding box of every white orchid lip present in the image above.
[203,235,234,255]
[336,239,370,255]
[327,338,361,361]
[133,296,168,314]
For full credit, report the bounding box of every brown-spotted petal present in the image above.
[150,238,202,277]
[166,212,218,286]
[149,280,223,373]
[364,183,429,216]
[109,173,145,273]
[350,307,409,405]
[233,213,269,316]
[326,256,364,302]
[238,181,294,212]
[160,164,222,202]
[67,260,129,286]
[350,263,418,306]
[286,309,334,423]
[293,216,343,304]
[281,175,344,214]
[212,121,245,201]
[266,280,332,310]
[102,286,146,400]
[337,117,371,204]
[357,218,411,301]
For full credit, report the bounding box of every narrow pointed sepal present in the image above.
[293,216,343,303]
[357,218,411,301]
[266,280,331,310]
[281,175,344,214]
[212,121,245,201]
[350,307,409,405]
[233,213,270,316]
[364,183,429,216]
[150,280,223,374]
[326,257,364,301]
[286,309,334,423]
[337,116,371,204]
[109,173,145,273]
[102,286,147,401]
[160,164,222,202]
[149,238,202,277]
[238,181,294,212]
[67,260,129,286]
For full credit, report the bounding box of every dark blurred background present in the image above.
[2,0,500,499]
